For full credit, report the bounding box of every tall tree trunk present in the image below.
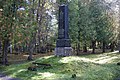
[118,0,120,53]
[0,41,2,63]
[28,36,36,61]
[83,41,87,52]
[77,43,80,55]
[2,39,9,65]
[36,0,45,53]
[92,40,96,54]
[118,40,120,53]
[102,41,106,53]
[0,41,1,54]
[28,51,33,60]
[38,30,41,53]
[28,45,33,60]
[77,27,80,55]
[26,42,29,52]
[75,42,77,54]
[28,0,36,60]
[111,42,115,52]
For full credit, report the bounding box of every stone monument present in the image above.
[55,4,72,56]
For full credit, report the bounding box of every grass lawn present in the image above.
[0,51,120,80]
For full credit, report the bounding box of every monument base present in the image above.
[55,47,72,56]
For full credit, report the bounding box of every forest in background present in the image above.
[0,0,120,65]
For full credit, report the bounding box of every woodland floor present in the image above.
[0,50,120,80]
[7,49,112,64]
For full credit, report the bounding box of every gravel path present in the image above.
[0,73,21,80]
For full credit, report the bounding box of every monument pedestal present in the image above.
[55,47,72,56]
[55,38,72,56]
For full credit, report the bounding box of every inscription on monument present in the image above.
[59,10,64,29]
[58,29,64,39]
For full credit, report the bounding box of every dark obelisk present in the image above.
[55,4,72,56]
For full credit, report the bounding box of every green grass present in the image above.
[0,52,120,80]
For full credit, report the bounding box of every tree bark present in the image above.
[118,0,120,53]
[28,42,34,60]
[118,42,120,52]
[110,42,115,52]
[92,40,96,54]
[77,27,80,55]
[83,41,87,52]
[28,34,36,61]
[38,30,41,53]
[102,41,106,53]
[2,39,9,65]
[28,0,36,60]
[0,41,2,54]
[36,0,46,53]
[77,43,80,55]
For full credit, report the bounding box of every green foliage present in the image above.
[65,0,116,49]
[0,0,118,52]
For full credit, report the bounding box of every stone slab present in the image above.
[55,47,72,56]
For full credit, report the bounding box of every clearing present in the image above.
[0,51,120,80]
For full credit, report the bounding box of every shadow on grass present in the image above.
[0,56,64,80]
[1,55,120,80]
[7,56,75,80]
